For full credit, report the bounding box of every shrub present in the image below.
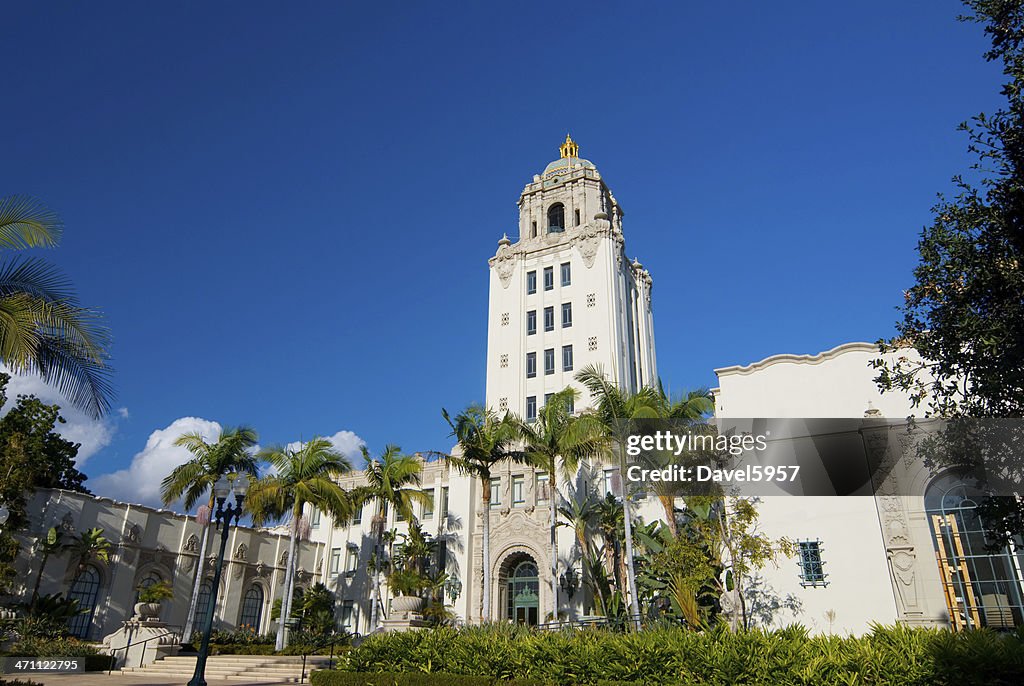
[0,680,44,686]
[136,580,174,603]
[7,637,101,658]
[310,673,551,686]
[207,644,276,656]
[332,623,1024,685]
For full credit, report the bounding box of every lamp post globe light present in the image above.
[0,504,9,528]
[188,474,248,686]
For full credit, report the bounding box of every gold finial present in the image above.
[559,133,579,159]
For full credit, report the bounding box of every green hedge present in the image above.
[324,624,1024,685]
[310,673,555,686]
[208,643,277,655]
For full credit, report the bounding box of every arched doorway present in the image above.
[499,553,539,625]
[926,473,1024,629]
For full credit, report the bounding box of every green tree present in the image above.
[518,387,604,621]
[440,405,524,623]
[66,527,112,573]
[247,437,353,650]
[0,195,113,418]
[575,364,660,629]
[159,426,259,642]
[352,445,428,632]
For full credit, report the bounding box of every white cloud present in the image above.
[90,417,222,510]
[0,366,119,467]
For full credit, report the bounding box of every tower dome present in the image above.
[542,134,595,176]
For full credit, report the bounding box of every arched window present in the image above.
[547,204,564,233]
[135,570,162,604]
[926,473,1024,629]
[239,585,264,630]
[504,559,539,625]
[67,566,101,639]
[193,578,214,629]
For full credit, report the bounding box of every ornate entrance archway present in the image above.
[499,552,539,625]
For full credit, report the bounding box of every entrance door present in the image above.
[508,561,539,626]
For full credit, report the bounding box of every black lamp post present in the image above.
[559,566,578,600]
[188,474,247,686]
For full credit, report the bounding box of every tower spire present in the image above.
[559,133,579,159]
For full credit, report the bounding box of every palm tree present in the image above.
[31,526,66,604]
[518,387,603,621]
[352,445,429,633]
[0,195,113,418]
[160,426,259,642]
[66,527,112,572]
[247,437,353,650]
[576,364,660,629]
[440,405,523,623]
[556,483,602,615]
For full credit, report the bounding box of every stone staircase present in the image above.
[121,653,336,682]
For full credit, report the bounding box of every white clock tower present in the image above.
[485,136,656,418]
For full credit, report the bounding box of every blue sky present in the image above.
[0,1,1005,506]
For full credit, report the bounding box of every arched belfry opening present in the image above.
[547,203,565,233]
[498,552,540,625]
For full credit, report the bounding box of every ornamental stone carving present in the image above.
[183,534,199,553]
[491,240,518,288]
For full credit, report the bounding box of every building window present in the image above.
[567,395,574,414]
[490,478,502,507]
[193,578,214,631]
[544,306,554,332]
[526,396,537,421]
[526,310,536,335]
[561,302,572,328]
[423,488,435,520]
[239,585,264,630]
[441,486,449,519]
[543,267,554,291]
[574,209,580,226]
[512,475,525,505]
[561,262,571,286]
[352,503,362,525]
[346,546,359,574]
[527,271,536,295]
[531,221,537,238]
[329,547,342,575]
[536,472,550,503]
[797,540,828,587]
[311,507,321,528]
[544,349,555,375]
[603,468,621,497]
[526,352,536,378]
[67,566,101,639]
[339,600,356,631]
[562,345,574,372]
[548,203,564,232]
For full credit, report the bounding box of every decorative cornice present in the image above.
[714,342,882,378]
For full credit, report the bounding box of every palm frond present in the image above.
[0,196,62,250]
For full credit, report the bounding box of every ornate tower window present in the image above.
[547,203,565,233]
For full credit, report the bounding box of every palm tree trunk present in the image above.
[181,499,213,642]
[481,479,491,623]
[368,512,384,632]
[31,551,50,605]
[549,471,558,623]
[619,451,641,630]
[274,514,300,651]
[660,495,678,537]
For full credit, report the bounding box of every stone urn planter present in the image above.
[134,602,162,620]
[391,595,425,615]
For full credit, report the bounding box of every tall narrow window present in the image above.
[544,349,555,375]
[329,547,342,575]
[561,262,571,286]
[441,486,450,519]
[193,578,214,630]
[526,310,536,335]
[574,209,580,226]
[536,472,550,503]
[512,475,525,505]
[67,566,101,639]
[561,302,572,328]
[526,352,537,378]
[490,477,502,507]
[311,507,321,528]
[239,585,264,630]
[543,267,554,291]
[423,488,435,519]
[603,468,621,497]
[346,546,359,574]
[544,307,554,332]
[526,396,537,421]
[339,601,356,631]
[531,221,537,238]
[547,203,564,232]
[562,345,574,372]
[527,271,537,295]
[544,393,553,407]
